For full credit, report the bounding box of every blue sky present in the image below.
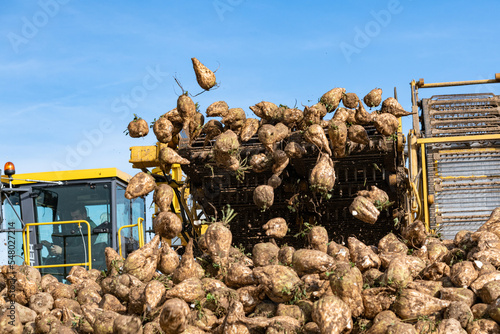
[1,0,500,177]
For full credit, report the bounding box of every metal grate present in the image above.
[179,131,405,250]
[429,147,500,239]
[421,93,500,137]
[420,93,500,238]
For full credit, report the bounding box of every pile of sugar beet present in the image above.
[2,59,500,334]
[2,208,500,334]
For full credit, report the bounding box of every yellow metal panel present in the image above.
[129,145,160,168]
[416,134,500,144]
[138,217,144,248]
[4,168,131,185]
[129,142,183,169]
[167,164,184,214]
[420,143,430,231]
[200,224,208,235]
[438,147,500,154]
[152,167,163,176]
[440,175,498,180]
[171,164,182,183]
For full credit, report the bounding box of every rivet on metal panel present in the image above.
[427,194,435,205]
[434,179,442,192]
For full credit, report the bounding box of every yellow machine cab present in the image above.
[0,164,146,281]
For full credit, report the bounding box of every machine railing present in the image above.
[22,220,92,269]
[117,217,145,258]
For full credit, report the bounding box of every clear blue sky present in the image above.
[1,0,499,177]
